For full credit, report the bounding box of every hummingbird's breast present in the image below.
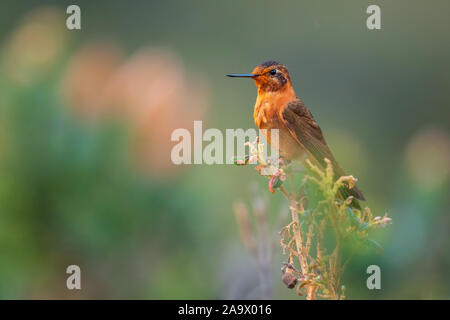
[254,94,306,160]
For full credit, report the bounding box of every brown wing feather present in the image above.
[281,100,365,203]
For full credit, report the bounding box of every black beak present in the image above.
[226,73,258,78]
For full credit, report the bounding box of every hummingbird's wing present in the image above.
[281,99,365,202]
[281,99,341,173]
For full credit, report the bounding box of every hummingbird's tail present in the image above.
[339,185,365,210]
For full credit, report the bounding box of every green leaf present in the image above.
[346,207,360,226]
[358,222,370,231]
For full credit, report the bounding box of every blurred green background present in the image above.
[0,0,449,299]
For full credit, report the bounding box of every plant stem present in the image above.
[285,173,317,300]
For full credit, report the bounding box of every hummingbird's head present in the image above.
[227,60,292,93]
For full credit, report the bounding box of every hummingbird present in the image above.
[227,61,365,208]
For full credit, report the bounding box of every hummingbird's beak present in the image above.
[226,73,258,78]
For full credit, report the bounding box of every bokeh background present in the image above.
[0,0,449,299]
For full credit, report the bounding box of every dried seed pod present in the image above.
[282,269,298,289]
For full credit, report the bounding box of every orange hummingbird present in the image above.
[227,61,365,208]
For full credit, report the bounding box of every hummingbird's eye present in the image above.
[269,69,277,75]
